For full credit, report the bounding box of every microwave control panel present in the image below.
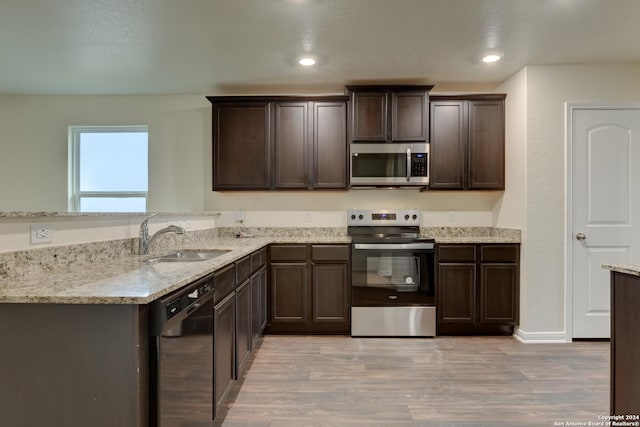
[411,153,428,177]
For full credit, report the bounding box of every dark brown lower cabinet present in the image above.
[260,266,268,331]
[235,279,251,378]
[438,263,476,323]
[213,291,235,419]
[480,263,519,323]
[250,269,263,349]
[266,244,350,334]
[270,262,309,323]
[312,263,350,323]
[610,271,640,415]
[0,304,148,427]
[437,243,519,335]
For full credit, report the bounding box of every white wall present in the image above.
[207,190,502,227]
[495,67,529,331]
[0,215,217,253]
[508,64,640,338]
[0,95,209,212]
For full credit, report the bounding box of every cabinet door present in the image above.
[312,101,348,189]
[274,102,309,189]
[480,264,518,324]
[270,263,309,323]
[235,280,251,378]
[213,102,271,189]
[429,100,466,189]
[260,267,268,331]
[351,91,388,141]
[213,292,235,418]
[250,271,261,348]
[438,263,476,323]
[312,263,349,323]
[468,99,505,189]
[391,91,428,141]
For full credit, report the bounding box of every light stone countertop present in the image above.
[602,264,640,277]
[0,236,349,305]
[0,211,222,218]
[0,227,521,305]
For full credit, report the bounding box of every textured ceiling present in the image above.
[0,0,639,95]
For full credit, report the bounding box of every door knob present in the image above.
[576,233,586,241]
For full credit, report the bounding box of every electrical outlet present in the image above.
[447,211,456,222]
[30,224,53,244]
[303,211,312,223]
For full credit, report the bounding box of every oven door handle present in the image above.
[353,243,435,250]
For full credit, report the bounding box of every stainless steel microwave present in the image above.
[350,143,429,187]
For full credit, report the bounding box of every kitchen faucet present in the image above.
[139,213,186,255]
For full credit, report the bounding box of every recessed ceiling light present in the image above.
[482,54,502,63]
[299,57,316,66]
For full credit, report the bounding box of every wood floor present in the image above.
[215,336,609,427]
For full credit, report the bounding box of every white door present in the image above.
[571,108,640,338]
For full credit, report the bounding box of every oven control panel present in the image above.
[347,209,421,226]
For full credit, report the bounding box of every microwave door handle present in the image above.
[406,148,411,182]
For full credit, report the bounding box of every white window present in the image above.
[69,126,148,212]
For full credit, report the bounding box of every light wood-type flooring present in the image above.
[215,335,609,427]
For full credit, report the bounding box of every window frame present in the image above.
[68,125,149,212]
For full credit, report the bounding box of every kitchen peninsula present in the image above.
[603,264,640,416]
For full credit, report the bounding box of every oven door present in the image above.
[351,242,435,306]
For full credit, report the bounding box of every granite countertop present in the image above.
[0,236,350,305]
[0,227,521,305]
[0,211,222,218]
[424,227,521,244]
[602,264,640,277]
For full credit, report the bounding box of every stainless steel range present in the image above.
[348,209,436,337]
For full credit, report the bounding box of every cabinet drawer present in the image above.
[438,245,476,262]
[311,245,350,261]
[480,245,519,263]
[214,263,236,304]
[236,255,252,284]
[250,250,261,273]
[270,245,308,262]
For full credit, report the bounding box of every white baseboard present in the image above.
[513,328,570,343]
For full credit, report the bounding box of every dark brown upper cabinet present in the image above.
[274,102,309,189]
[429,94,506,190]
[207,96,348,191]
[346,85,433,143]
[211,101,272,190]
[312,101,348,188]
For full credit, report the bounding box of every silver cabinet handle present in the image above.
[576,233,586,241]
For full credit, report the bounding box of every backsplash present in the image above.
[423,227,521,239]
[216,227,348,238]
[0,228,219,280]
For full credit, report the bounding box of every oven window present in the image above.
[364,255,420,292]
[352,153,407,178]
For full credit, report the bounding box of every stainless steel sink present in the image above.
[143,249,231,263]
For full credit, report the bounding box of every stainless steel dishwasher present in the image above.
[149,273,215,427]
